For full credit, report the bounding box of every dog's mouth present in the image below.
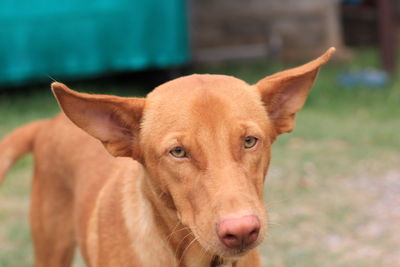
[213,240,260,258]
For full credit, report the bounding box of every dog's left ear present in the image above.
[51,83,145,159]
[255,47,335,138]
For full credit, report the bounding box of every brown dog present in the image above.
[0,48,335,267]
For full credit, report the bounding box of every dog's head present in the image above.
[52,48,335,259]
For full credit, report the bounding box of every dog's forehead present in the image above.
[146,74,261,109]
[141,74,269,137]
[148,74,249,99]
[145,74,265,118]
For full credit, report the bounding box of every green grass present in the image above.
[1,48,399,266]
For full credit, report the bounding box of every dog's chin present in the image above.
[215,240,261,258]
[196,235,261,261]
[208,248,253,266]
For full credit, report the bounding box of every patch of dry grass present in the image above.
[262,143,400,267]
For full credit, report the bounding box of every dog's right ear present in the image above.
[255,47,335,139]
[51,82,145,160]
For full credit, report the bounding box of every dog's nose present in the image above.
[217,215,260,249]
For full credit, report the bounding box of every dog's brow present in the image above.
[160,132,186,150]
[239,121,265,137]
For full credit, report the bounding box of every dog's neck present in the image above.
[138,171,234,267]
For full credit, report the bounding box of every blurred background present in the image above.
[0,0,399,266]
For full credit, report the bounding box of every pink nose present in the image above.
[217,215,260,249]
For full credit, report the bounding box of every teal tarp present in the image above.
[0,0,189,86]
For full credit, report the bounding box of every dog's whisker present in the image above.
[165,224,180,242]
[174,231,194,258]
[166,226,191,242]
[264,197,293,210]
[198,243,211,266]
[174,232,195,266]
[178,236,199,266]
[46,74,58,83]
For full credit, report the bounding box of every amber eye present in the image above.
[244,136,258,149]
[170,147,187,158]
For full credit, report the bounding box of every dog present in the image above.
[0,48,335,267]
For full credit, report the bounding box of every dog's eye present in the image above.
[244,136,258,149]
[170,147,187,158]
